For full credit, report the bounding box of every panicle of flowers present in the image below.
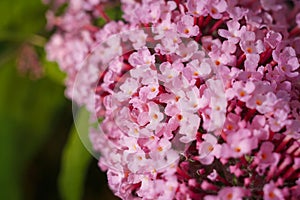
[45,0,300,199]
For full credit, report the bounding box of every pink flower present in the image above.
[246,92,277,114]
[273,47,299,77]
[186,0,207,17]
[206,0,227,19]
[146,102,164,130]
[127,150,148,173]
[226,80,255,102]
[240,40,264,71]
[250,115,269,140]
[180,86,202,112]
[176,15,199,37]
[128,29,147,50]
[218,20,241,44]
[171,111,201,143]
[209,96,227,131]
[149,138,172,160]
[128,47,155,67]
[218,187,246,200]
[223,113,240,133]
[263,181,285,200]
[268,109,290,132]
[222,129,258,158]
[205,186,246,200]
[256,142,276,165]
[154,19,176,39]
[115,78,140,101]
[265,31,282,49]
[155,31,181,54]
[139,83,159,100]
[176,40,199,62]
[185,58,212,79]
[197,134,221,165]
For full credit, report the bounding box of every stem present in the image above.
[194,16,198,26]
[83,24,99,33]
[294,147,300,157]
[289,26,300,38]
[286,141,298,154]
[176,166,191,180]
[96,5,111,22]
[208,19,224,34]
[237,53,246,68]
[275,135,292,152]
[259,47,272,65]
[195,32,202,43]
[202,16,212,28]
[244,108,256,121]
[174,0,181,7]
[276,156,292,176]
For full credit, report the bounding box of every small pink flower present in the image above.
[197,134,221,165]
[128,29,148,50]
[139,83,159,100]
[218,20,241,44]
[205,186,246,200]
[149,138,172,160]
[178,112,201,143]
[229,164,244,177]
[268,109,289,132]
[265,31,282,49]
[115,78,140,101]
[273,47,299,77]
[250,115,269,140]
[180,86,202,112]
[226,80,255,102]
[240,40,264,71]
[246,92,277,114]
[176,15,199,37]
[176,40,199,62]
[223,113,241,133]
[146,102,164,130]
[155,31,181,54]
[222,129,258,158]
[128,47,155,67]
[154,19,176,39]
[256,142,276,165]
[206,0,227,19]
[186,0,207,17]
[263,181,285,200]
[185,58,212,79]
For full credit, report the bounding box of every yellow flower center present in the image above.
[235,147,241,152]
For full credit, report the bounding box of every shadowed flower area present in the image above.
[0,0,117,199]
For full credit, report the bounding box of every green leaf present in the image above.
[0,59,68,199]
[0,117,22,200]
[0,0,47,42]
[43,58,66,85]
[59,107,92,200]
[94,5,123,27]
[106,5,123,21]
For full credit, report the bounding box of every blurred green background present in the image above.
[0,0,117,199]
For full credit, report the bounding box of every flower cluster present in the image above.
[45,0,300,199]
